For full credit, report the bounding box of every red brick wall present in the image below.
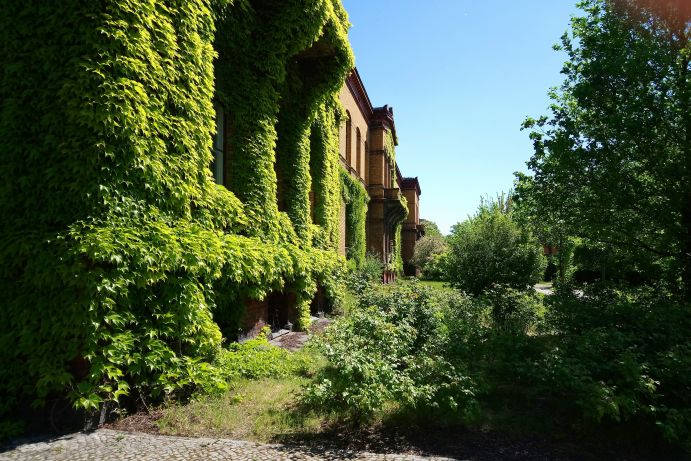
[243,299,268,338]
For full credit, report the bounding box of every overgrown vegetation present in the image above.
[133,264,690,456]
[152,0,691,455]
[307,279,691,454]
[304,282,479,421]
[539,285,691,445]
[411,220,448,280]
[516,0,691,297]
[2,0,689,457]
[340,168,369,267]
[158,330,324,441]
[0,0,359,434]
[445,195,546,295]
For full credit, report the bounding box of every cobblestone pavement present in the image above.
[0,429,461,461]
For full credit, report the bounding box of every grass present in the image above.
[158,376,325,442]
[416,279,448,289]
[152,328,332,442]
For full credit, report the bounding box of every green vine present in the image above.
[310,95,345,250]
[384,130,397,188]
[340,167,369,268]
[382,129,407,274]
[0,0,354,423]
[391,204,407,274]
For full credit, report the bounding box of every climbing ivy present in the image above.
[391,212,407,274]
[0,0,354,426]
[340,167,369,268]
[383,129,407,274]
[384,130,397,188]
[213,0,352,244]
[310,96,346,250]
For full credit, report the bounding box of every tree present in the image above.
[412,233,448,279]
[519,0,690,297]
[420,218,444,237]
[445,199,546,295]
[514,174,576,283]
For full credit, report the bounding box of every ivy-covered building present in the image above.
[0,0,420,422]
[338,70,423,281]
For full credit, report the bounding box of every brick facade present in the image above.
[401,177,423,276]
[338,69,422,281]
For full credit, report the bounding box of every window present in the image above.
[356,128,361,175]
[364,140,368,183]
[345,111,352,166]
[212,102,224,185]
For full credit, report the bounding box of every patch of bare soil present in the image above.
[270,332,310,351]
[309,318,331,334]
[105,410,163,434]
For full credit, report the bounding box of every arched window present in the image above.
[356,128,361,175]
[345,111,352,166]
[364,140,368,183]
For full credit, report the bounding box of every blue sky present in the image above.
[341,0,581,234]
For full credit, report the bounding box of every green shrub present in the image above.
[412,234,448,280]
[304,282,478,421]
[216,328,315,381]
[422,251,449,281]
[445,203,545,295]
[538,286,691,446]
[345,252,384,295]
[483,285,544,335]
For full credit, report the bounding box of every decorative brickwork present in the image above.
[338,70,422,280]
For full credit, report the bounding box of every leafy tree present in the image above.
[519,0,691,297]
[514,174,576,282]
[420,218,444,237]
[445,198,546,295]
[412,219,448,279]
[412,235,448,279]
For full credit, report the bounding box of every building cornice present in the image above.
[345,68,374,121]
[371,105,398,145]
[401,176,421,196]
[345,68,399,145]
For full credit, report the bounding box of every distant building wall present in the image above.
[338,70,422,279]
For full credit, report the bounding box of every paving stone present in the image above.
[0,429,462,461]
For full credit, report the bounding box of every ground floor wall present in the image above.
[240,285,330,339]
[241,292,297,339]
[402,225,420,276]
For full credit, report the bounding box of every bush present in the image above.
[423,252,449,281]
[483,285,544,335]
[304,282,478,421]
[345,252,384,295]
[445,204,545,295]
[537,286,691,446]
[215,328,315,381]
[411,234,448,280]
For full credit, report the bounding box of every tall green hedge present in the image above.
[0,0,354,424]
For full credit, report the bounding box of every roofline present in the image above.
[345,68,399,145]
[401,176,422,196]
[345,68,374,120]
[371,105,398,145]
